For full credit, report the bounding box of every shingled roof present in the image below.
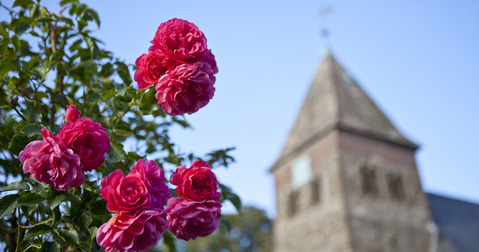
[271,53,417,171]
[427,193,479,252]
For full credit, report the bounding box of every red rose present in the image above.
[155,62,215,116]
[100,169,150,213]
[19,129,84,191]
[166,197,221,241]
[202,49,218,74]
[130,159,171,208]
[65,105,81,122]
[58,118,110,172]
[96,210,168,252]
[152,18,207,63]
[134,50,178,91]
[170,159,220,201]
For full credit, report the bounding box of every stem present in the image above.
[12,106,27,122]
[15,207,21,252]
[20,218,52,229]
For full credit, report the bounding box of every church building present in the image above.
[270,52,479,252]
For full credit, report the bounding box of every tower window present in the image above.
[291,155,312,189]
[360,166,378,195]
[310,176,321,205]
[388,174,405,201]
[287,190,298,217]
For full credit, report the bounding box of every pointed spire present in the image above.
[271,54,417,171]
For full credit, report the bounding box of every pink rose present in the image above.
[166,197,221,240]
[65,105,81,122]
[131,159,171,208]
[155,62,215,116]
[58,118,110,172]
[96,210,168,252]
[19,128,84,191]
[170,160,220,201]
[152,18,207,63]
[134,51,178,91]
[100,169,150,213]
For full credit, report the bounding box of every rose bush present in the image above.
[0,2,240,250]
[19,129,84,191]
[96,210,168,252]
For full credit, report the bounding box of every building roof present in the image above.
[427,193,479,252]
[271,53,417,172]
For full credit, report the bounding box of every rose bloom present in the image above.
[131,159,171,208]
[152,18,207,63]
[96,210,168,252]
[170,160,220,201]
[202,49,218,75]
[58,118,110,172]
[166,197,221,241]
[134,50,178,91]
[19,128,84,191]
[100,169,150,213]
[65,105,81,122]
[155,62,215,116]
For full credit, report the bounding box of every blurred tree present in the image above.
[181,206,272,252]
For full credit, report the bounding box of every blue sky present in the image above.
[5,0,479,217]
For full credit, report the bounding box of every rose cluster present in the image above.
[166,160,222,240]
[134,18,218,116]
[96,160,170,252]
[19,105,110,191]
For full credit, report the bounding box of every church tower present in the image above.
[270,53,433,252]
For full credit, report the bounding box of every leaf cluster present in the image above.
[0,0,241,251]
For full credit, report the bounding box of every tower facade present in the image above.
[270,54,435,252]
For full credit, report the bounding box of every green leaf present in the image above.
[101,88,115,100]
[0,194,20,218]
[59,0,78,6]
[8,133,30,155]
[11,35,21,51]
[127,151,143,162]
[228,193,242,212]
[23,124,42,138]
[139,87,160,115]
[115,85,126,96]
[18,192,44,207]
[116,62,131,85]
[109,142,127,161]
[39,241,58,252]
[14,22,29,36]
[24,224,52,240]
[85,92,100,103]
[57,227,79,245]
[46,189,66,210]
[172,116,191,128]
[12,0,34,7]
[3,181,29,191]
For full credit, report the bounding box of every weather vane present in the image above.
[320,6,334,43]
